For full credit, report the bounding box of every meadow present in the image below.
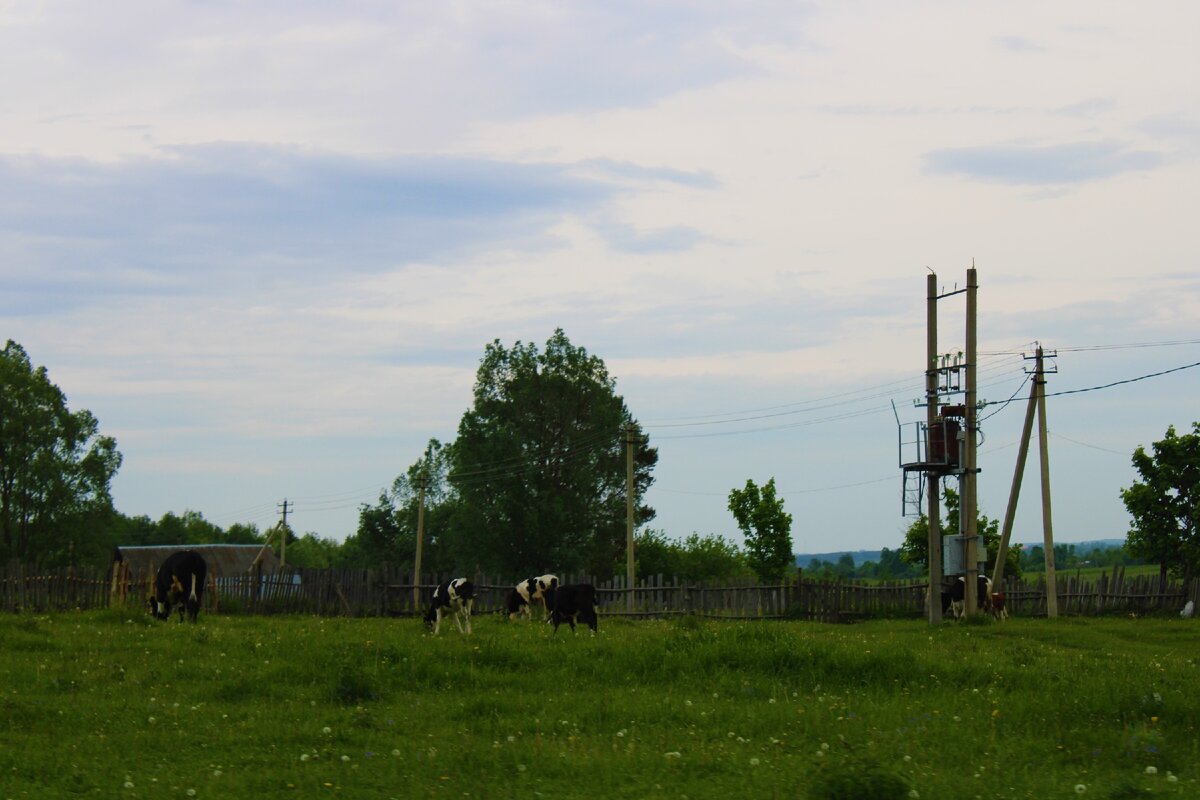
[1,610,1197,799]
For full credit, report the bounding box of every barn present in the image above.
[111,544,282,611]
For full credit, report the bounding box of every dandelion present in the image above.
[750,758,760,766]
[1167,774,1178,783]
[1074,785,1086,794]
[821,742,830,750]
[616,730,626,738]
[909,791,920,799]
[212,770,222,778]
[903,755,912,762]
[341,755,350,763]
[664,752,682,759]
[322,726,332,734]
[392,750,401,757]
[124,781,134,789]
[1145,766,1158,775]
[187,791,196,797]
[300,754,309,762]
[517,765,527,773]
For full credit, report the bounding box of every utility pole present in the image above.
[277,499,291,568]
[925,272,943,623]
[962,266,979,616]
[993,367,1038,590]
[1035,346,1059,617]
[626,422,636,613]
[413,448,429,613]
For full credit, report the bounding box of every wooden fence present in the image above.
[3,561,1197,622]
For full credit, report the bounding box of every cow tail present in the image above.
[189,573,198,603]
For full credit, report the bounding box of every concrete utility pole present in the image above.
[926,272,943,624]
[1036,347,1059,617]
[963,267,979,616]
[626,422,636,613]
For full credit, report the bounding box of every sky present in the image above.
[3,1,1198,557]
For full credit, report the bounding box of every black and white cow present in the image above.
[149,550,207,623]
[943,575,993,620]
[507,574,559,620]
[503,587,528,620]
[543,583,598,635]
[425,578,475,635]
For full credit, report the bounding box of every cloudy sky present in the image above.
[4,1,1198,557]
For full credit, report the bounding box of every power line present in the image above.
[654,475,895,498]
[1050,432,1129,457]
[1043,360,1200,400]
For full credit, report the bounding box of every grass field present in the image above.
[1,610,1197,799]
[1020,564,1163,581]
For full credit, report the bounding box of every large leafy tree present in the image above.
[727,477,793,580]
[899,485,1022,582]
[449,330,657,576]
[0,340,122,566]
[1121,423,1200,583]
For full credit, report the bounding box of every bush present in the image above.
[805,756,911,800]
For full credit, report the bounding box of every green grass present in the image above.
[1,611,1198,799]
[1020,564,1162,581]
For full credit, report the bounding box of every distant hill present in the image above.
[794,538,1126,567]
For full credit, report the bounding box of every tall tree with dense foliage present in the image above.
[0,340,122,566]
[449,330,657,576]
[727,477,793,580]
[899,485,1022,581]
[1121,422,1200,582]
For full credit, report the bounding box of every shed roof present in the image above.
[113,544,280,582]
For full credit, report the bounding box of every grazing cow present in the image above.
[944,575,993,620]
[509,574,559,620]
[991,591,1008,620]
[543,583,598,635]
[503,588,528,620]
[149,550,207,623]
[425,578,475,635]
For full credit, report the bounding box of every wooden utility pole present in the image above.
[962,267,979,615]
[1035,347,1059,617]
[993,372,1038,590]
[413,450,429,612]
[626,423,636,613]
[277,499,291,568]
[925,272,943,623]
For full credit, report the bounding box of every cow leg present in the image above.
[581,607,598,635]
[432,608,444,636]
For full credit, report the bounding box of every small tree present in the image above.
[728,477,793,580]
[1121,422,1200,583]
[899,485,1021,582]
